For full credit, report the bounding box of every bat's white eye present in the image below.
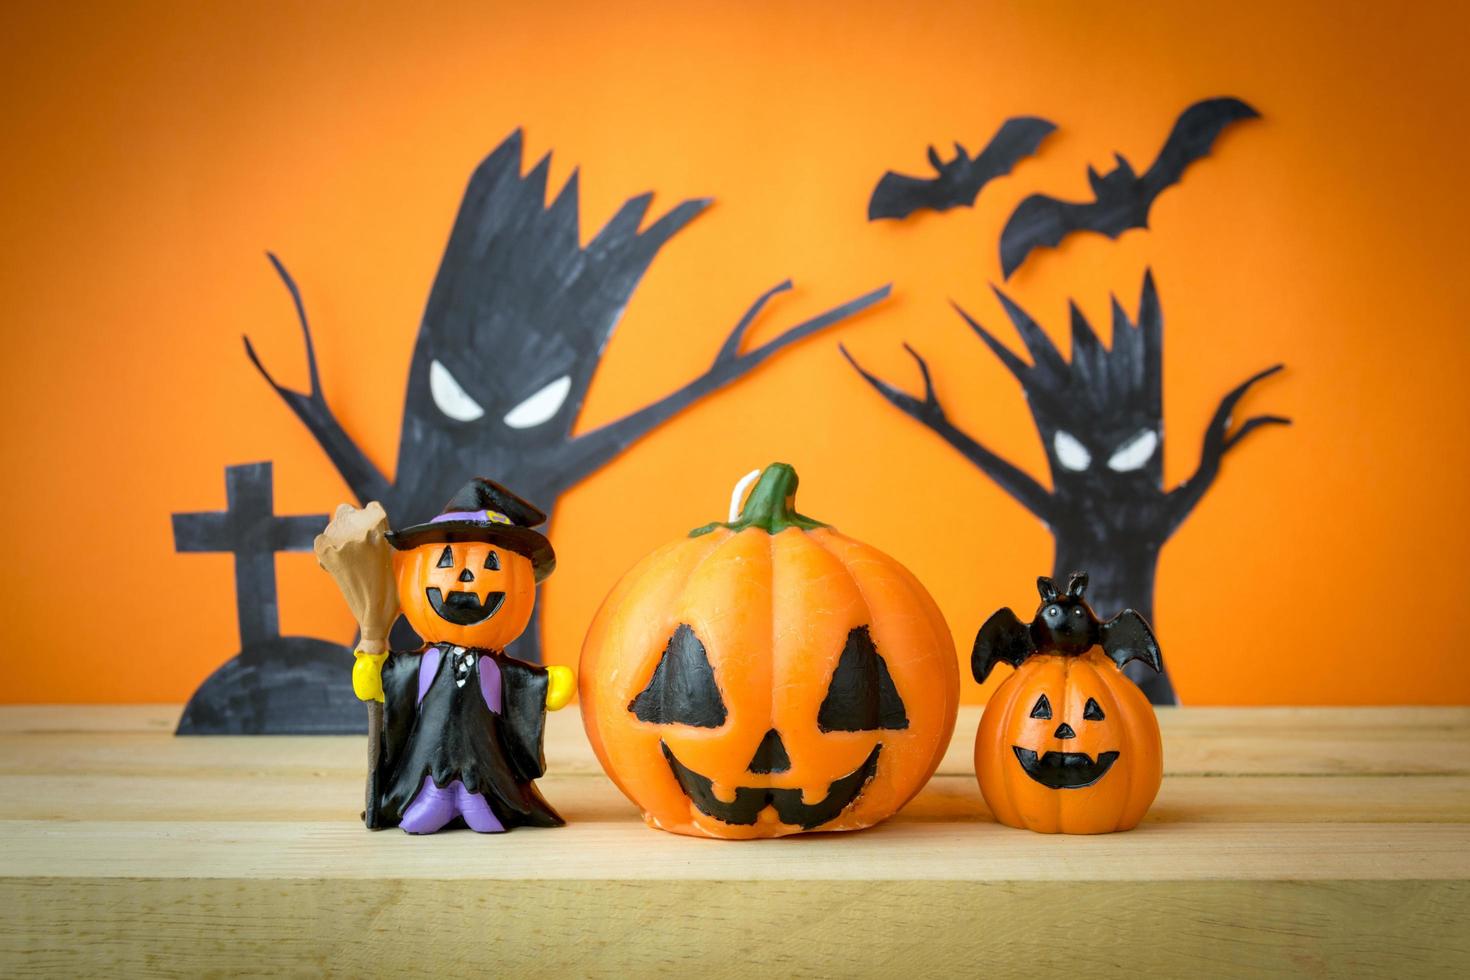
[429,359,485,422]
[503,374,572,429]
[1053,430,1091,471]
[1107,428,1159,472]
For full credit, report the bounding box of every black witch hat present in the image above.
[386,478,556,582]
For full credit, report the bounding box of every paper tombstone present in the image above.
[171,462,352,734]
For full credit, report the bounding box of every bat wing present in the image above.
[999,192,1100,278]
[1139,96,1260,204]
[868,169,957,220]
[1099,610,1164,675]
[972,608,1036,683]
[972,116,1057,184]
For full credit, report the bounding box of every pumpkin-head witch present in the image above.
[387,478,555,652]
[971,572,1164,834]
[580,463,959,839]
[316,477,570,835]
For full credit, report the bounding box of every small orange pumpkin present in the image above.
[385,476,556,652]
[580,463,959,839]
[394,540,537,651]
[972,573,1163,834]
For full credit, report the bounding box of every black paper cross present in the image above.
[172,462,326,648]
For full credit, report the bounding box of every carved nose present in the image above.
[1054,723,1076,739]
[747,728,791,774]
[458,568,475,583]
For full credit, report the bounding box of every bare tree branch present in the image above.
[840,342,1055,523]
[244,253,392,506]
[552,282,892,493]
[712,280,793,366]
[1166,363,1289,532]
[1225,414,1291,451]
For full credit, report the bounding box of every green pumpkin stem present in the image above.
[689,463,827,537]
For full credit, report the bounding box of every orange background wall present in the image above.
[3,0,1467,706]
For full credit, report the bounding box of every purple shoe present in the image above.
[399,777,456,834]
[455,782,506,833]
[399,777,506,834]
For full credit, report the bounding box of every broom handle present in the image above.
[364,700,384,828]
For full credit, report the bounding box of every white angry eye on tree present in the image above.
[1107,428,1159,472]
[1052,430,1092,471]
[429,359,485,422]
[503,374,572,429]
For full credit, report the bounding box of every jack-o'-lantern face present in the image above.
[579,463,959,839]
[1011,689,1116,789]
[628,622,910,830]
[395,540,535,651]
[976,649,1161,834]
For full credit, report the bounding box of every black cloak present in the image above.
[369,644,563,830]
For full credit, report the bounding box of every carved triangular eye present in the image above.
[483,550,500,570]
[817,626,909,732]
[628,624,727,728]
[1083,697,1105,721]
[436,546,454,568]
[1030,694,1052,720]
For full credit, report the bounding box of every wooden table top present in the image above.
[2,704,1467,976]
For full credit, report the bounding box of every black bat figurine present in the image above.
[868,116,1057,221]
[998,97,1259,278]
[972,572,1162,684]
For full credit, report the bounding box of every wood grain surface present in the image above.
[1,705,1467,977]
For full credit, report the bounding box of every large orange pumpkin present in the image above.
[973,574,1163,834]
[579,463,959,839]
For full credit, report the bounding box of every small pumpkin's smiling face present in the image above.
[975,648,1162,834]
[1011,690,1118,789]
[395,540,535,650]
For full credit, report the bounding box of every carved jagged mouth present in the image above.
[1012,746,1120,789]
[425,587,505,626]
[660,742,880,830]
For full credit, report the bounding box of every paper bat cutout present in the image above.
[867,116,1057,221]
[972,572,1163,684]
[998,97,1259,278]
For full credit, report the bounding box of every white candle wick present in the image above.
[728,469,762,522]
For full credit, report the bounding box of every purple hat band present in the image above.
[431,509,512,526]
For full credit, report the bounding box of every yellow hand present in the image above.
[352,651,388,703]
[545,665,575,711]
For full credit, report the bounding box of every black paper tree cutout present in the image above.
[171,462,354,734]
[842,271,1288,704]
[999,97,1259,278]
[245,129,889,665]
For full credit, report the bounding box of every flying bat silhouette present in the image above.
[998,97,1259,278]
[868,116,1057,221]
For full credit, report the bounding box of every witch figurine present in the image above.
[315,479,574,833]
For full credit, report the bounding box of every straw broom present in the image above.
[314,502,400,828]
